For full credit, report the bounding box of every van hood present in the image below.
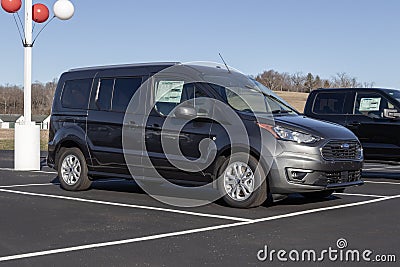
[274,115,357,140]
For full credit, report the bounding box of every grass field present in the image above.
[274,91,309,112]
[0,129,49,151]
[0,92,308,151]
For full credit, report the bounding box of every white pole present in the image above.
[14,0,40,171]
[24,0,32,124]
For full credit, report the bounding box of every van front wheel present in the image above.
[217,153,267,208]
[58,147,91,191]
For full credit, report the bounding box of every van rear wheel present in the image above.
[58,147,91,191]
[217,153,267,208]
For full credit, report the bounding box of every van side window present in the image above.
[154,82,210,116]
[313,92,345,114]
[112,77,142,112]
[154,81,185,115]
[61,79,92,109]
[96,78,114,111]
[354,92,395,119]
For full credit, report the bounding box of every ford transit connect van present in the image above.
[48,63,363,208]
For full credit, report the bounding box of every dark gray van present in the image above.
[48,63,363,208]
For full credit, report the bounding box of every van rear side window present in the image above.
[313,92,345,114]
[112,77,143,112]
[61,79,92,109]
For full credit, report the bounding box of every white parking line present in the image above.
[333,192,387,198]
[0,193,399,263]
[0,183,56,189]
[0,189,252,223]
[0,168,56,174]
[364,181,400,185]
[0,179,126,189]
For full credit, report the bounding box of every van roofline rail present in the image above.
[69,62,180,72]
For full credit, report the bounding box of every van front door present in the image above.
[144,81,215,184]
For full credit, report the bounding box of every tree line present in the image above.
[0,79,57,115]
[256,70,375,93]
[0,69,376,115]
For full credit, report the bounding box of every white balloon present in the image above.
[53,0,75,20]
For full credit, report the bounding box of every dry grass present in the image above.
[274,91,309,113]
[0,129,49,151]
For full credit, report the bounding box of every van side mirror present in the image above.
[174,106,197,120]
[383,109,400,119]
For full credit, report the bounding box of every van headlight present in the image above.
[258,124,320,144]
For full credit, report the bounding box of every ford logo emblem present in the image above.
[341,143,350,149]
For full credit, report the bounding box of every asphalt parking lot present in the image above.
[0,150,399,266]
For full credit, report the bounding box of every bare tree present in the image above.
[291,72,306,92]
[332,72,362,88]
[0,80,57,115]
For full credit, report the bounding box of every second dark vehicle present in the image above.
[305,88,400,162]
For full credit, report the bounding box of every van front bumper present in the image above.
[268,142,364,194]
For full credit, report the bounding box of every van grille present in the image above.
[325,170,361,184]
[313,170,362,186]
[321,140,362,160]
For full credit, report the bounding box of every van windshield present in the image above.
[211,80,298,115]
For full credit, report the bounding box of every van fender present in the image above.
[52,125,92,168]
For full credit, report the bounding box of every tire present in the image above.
[217,153,268,208]
[57,147,91,191]
[301,190,334,199]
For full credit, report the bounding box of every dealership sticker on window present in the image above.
[359,97,381,111]
[155,81,185,103]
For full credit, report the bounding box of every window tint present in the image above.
[313,92,345,114]
[96,78,114,111]
[354,92,396,119]
[112,77,142,112]
[61,79,92,109]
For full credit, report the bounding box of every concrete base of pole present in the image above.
[14,123,41,171]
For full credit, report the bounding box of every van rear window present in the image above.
[313,92,345,114]
[61,79,92,109]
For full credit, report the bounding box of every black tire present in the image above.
[217,153,268,208]
[301,190,334,199]
[57,147,91,191]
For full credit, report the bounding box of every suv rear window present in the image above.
[61,79,93,109]
[313,92,345,114]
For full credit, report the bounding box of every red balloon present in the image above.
[1,0,22,13]
[32,3,49,23]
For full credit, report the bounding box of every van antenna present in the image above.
[219,53,231,73]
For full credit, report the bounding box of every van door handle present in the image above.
[124,121,137,128]
[149,124,162,130]
[347,122,361,127]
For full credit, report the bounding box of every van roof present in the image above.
[68,62,180,72]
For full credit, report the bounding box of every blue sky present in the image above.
[0,0,399,88]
